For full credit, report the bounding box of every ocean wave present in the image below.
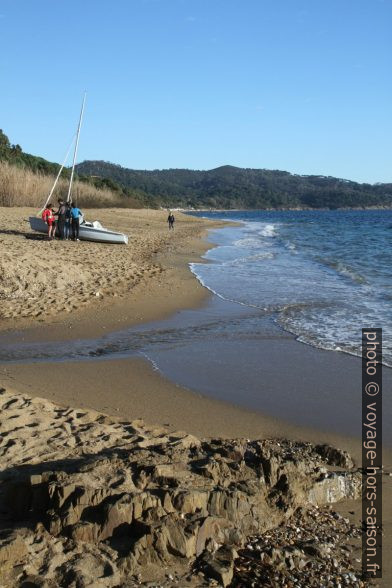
[233,237,263,248]
[294,334,392,368]
[189,262,273,311]
[193,216,391,366]
[278,306,392,368]
[258,223,278,237]
[284,241,297,252]
[222,252,276,266]
[315,257,367,284]
[234,222,279,246]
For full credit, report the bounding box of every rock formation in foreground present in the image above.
[0,389,366,587]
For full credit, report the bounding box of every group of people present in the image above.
[42,199,83,241]
[43,204,174,240]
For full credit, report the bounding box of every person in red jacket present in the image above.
[42,203,56,239]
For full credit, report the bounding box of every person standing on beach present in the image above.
[55,199,67,240]
[167,212,175,230]
[42,203,56,240]
[70,202,83,241]
[64,202,72,240]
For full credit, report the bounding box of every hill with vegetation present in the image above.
[0,130,143,207]
[76,160,392,209]
[1,128,391,209]
[0,129,65,177]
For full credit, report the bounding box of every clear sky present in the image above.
[0,0,391,183]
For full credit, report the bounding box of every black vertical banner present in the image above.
[362,328,382,579]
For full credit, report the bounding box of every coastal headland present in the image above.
[0,208,390,586]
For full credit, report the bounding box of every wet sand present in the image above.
[0,357,368,461]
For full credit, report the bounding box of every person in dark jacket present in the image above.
[55,199,67,239]
[64,202,72,240]
[167,212,175,230]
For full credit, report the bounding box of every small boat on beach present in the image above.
[29,216,128,244]
[28,94,128,245]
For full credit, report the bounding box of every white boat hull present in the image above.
[29,216,128,245]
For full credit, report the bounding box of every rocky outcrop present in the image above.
[0,389,363,587]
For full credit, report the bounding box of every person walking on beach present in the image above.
[167,212,175,230]
[55,199,67,240]
[42,203,56,240]
[70,202,83,241]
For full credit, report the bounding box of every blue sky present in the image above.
[0,0,391,183]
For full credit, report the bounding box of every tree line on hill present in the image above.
[75,160,392,209]
[1,129,391,209]
[0,129,145,207]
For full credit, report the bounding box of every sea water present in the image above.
[188,210,392,366]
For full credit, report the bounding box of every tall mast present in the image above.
[66,92,86,204]
[40,134,75,213]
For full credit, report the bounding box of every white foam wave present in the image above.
[258,223,278,237]
[233,237,261,248]
[189,262,268,311]
[278,310,392,368]
[284,241,297,251]
[138,351,162,372]
[233,223,279,248]
[223,252,275,266]
[294,333,392,368]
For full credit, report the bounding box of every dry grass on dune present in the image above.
[0,161,131,208]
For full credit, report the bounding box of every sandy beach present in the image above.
[0,207,378,455]
[0,207,390,586]
[0,208,221,331]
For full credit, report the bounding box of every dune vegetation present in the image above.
[0,129,143,208]
[0,161,141,208]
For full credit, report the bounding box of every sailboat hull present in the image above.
[29,217,128,245]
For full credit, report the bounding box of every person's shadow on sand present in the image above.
[0,229,47,240]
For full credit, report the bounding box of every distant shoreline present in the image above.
[181,205,392,212]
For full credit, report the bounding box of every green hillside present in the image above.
[0,128,68,176]
[76,160,392,209]
[0,130,146,206]
[1,128,391,209]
